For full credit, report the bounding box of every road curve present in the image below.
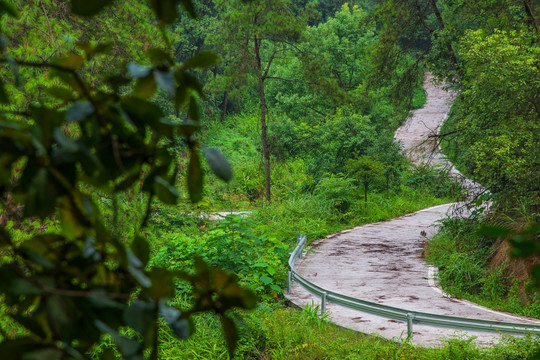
[285,74,540,347]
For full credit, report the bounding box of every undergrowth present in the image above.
[426,216,540,319]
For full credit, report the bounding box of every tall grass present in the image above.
[154,304,540,359]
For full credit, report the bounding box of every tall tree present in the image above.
[210,0,306,202]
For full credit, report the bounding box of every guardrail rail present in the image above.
[287,234,540,339]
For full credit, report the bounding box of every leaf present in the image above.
[93,42,114,54]
[76,41,113,59]
[183,51,219,69]
[131,235,150,266]
[66,101,95,122]
[220,315,238,359]
[127,62,151,78]
[0,79,9,104]
[154,176,179,205]
[179,0,197,18]
[149,0,179,25]
[178,121,199,137]
[127,251,151,288]
[71,0,113,16]
[174,85,188,110]
[133,74,157,99]
[147,268,176,300]
[0,339,50,359]
[153,69,175,95]
[203,148,232,182]
[47,295,75,342]
[187,95,199,121]
[55,54,84,70]
[24,168,57,218]
[0,226,10,250]
[260,276,273,285]
[10,314,49,339]
[159,304,192,339]
[95,320,143,360]
[188,149,203,203]
[476,225,512,238]
[146,48,174,66]
[45,86,74,101]
[0,0,19,17]
[123,300,155,335]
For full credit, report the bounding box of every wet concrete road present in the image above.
[285,74,540,347]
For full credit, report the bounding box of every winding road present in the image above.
[285,74,540,347]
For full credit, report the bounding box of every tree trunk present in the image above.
[221,90,228,123]
[427,0,459,71]
[254,37,271,202]
[523,0,539,33]
[364,183,368,204]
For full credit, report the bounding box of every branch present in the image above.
[0,58,126,173]
[524,0,539,33]
[42,287,131,300]
[428,129,457,139]
[427,0,445,30]
[262,47,277,80]
[302,104,329,118]
[265,76,310,84]
[416,0,435,35]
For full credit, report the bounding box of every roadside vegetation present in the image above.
[0,0,538,359]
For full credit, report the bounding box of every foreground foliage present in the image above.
[0,1,254,359]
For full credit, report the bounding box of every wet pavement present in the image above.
[285,74,540,347]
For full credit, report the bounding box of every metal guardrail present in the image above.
[287,234,540,339]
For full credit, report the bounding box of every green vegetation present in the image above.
[0,0,539,359]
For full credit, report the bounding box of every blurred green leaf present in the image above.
[128,251,151,288]
[10,314,50,339]
[476,225,512,238]
[54,54,84,70]
[179,0,196,18]
[66,101,95,122]
[0,226,10,250]
[149,0,179,24]
[147,48,174,66]
[45,86,75,101]
[178,121,199,137]
[47,295,75,342]
[154,69,175,95]
[95,320,143,360]
[133,74,157,99]
[0,0,18,17]
[204,148,232,182]
[0,79,9,103]
[132,235,150,266]
[183,51,219,69]
[124,300,155,335]
[0,339,51,359]
[147,268,176,300]
[159,304,191,339]
[188,149,203,203]
[127,62,151,78]
[188,95,199,121]
[154,175,179,205]
[71,0,113,16]
[220,315,238,358]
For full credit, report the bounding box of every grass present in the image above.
[153,303,540,359]
[425,218,540,319]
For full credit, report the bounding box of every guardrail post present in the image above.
[297,234,305,258]
[406,313,414,339]
[287,271,292,293]
[321,292,328,315]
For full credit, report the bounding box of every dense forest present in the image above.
[0,0,538,359]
